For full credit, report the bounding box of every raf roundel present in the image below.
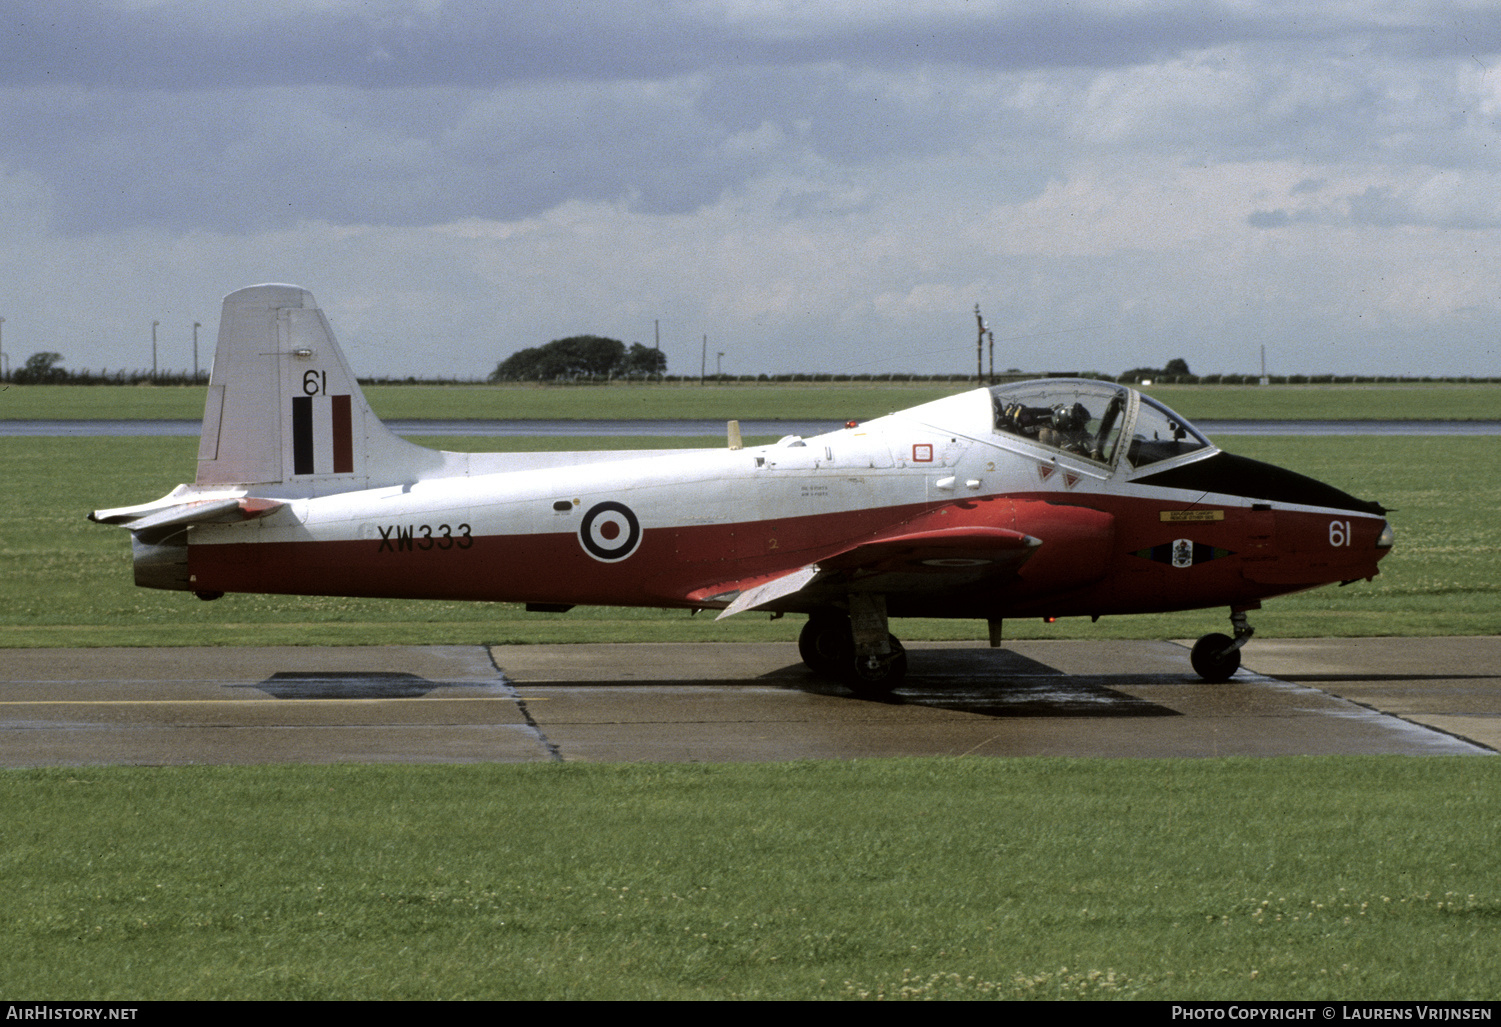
[579,501,642,562]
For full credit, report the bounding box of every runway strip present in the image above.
[1,639,1495,766]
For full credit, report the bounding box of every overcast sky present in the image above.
[2,0,1499,381]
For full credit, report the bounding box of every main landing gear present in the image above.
[799,595,907,692]
[802,601,1259,688]
[1191,607,1256,683]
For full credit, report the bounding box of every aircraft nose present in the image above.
[1135,451,1387,517]
[1376,521,1395,550]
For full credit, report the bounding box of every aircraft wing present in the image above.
[696,525,1041,619]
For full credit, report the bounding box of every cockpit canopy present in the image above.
[987,379,1211,471]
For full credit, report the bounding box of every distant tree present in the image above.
[1119,358,1193,383]
[14,352,67,384]
[490,345,544,381]
[621,342,666,378]
[557,335,626,378]
[489,335,666,381]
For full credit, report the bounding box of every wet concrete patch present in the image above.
[871,680,1178,718]
[908,647,1066,678]
[795,648,1180,718]
[237,671,481,700]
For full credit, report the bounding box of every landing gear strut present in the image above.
[798,595,907,692]
[1191,607,1256,683]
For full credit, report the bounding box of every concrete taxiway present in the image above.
[2,638,1495,766]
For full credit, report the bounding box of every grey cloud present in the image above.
[3,59,1063,235]
[0,1,1411,92]
[7,1,1499,238]
[3,1,1500,384]
[1247,208,1293,228]
[2,81,773,233]
[1346,182,1501,230]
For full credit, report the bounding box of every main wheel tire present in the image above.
[847,635,908,693]
[1190,632,1241,683]
[799,614,853,678]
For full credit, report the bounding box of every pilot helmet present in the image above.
[1051,402,1088,432]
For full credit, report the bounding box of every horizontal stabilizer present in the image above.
[89,495,283,545]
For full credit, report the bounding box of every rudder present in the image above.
[196,284,435,492]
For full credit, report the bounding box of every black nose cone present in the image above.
[1135,452,1386,515]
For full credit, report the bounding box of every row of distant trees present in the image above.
[1119,358,1193,382]
[8,349,1497,386]
[6,352,207,385]
[11,352,68,384]
[523,372,1494,385]
[488,335,666,382]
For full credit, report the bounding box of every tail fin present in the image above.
[195,284,438,492]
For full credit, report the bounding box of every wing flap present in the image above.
[713,566,821,619]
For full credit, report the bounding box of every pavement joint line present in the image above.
[485,644,564,762]
[1306,692,1498,754]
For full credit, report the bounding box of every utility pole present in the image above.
[974,304,987,382]
[0,316,6,383]
[717,351,725,380]
[151,320,159,381]
[701,334,707,386]
[654,319,661,383]
[193,322,201,381]
[988,328,995,385]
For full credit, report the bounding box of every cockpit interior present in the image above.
[988,379,1211,472]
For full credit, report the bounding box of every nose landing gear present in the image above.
[1191,607,1256,682]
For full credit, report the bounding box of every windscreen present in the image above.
[1125,394,1211,469]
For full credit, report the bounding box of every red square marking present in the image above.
[912,443,933,462]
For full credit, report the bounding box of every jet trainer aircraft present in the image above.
[92,284,1393,688]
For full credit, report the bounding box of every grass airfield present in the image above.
[1,384,1497,1000]
[3,758,1497,1000]
[3,377,1499,422]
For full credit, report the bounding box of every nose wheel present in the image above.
[1191,609,1255,682]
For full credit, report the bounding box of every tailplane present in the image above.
[195,284,439,492]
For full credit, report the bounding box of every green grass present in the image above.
[0,382,959,422]
[4,433,1497,647]
[1137,383,1500,422]
[1,757,1496,1000]
[4,380,1499,421]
